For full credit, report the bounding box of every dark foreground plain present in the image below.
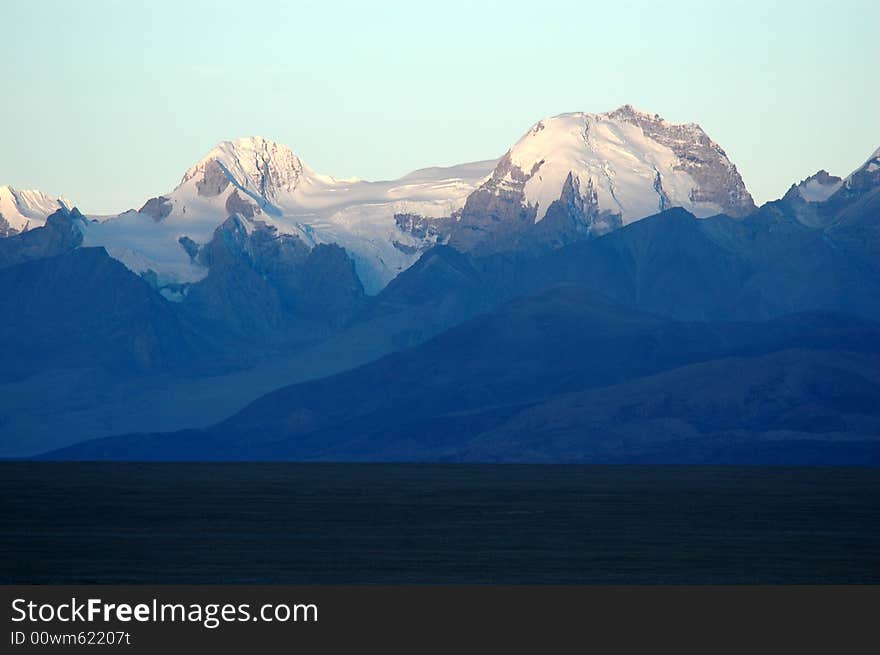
[1,463,878,584]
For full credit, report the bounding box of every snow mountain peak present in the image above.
[832,144,880,202]
[181,136,321,202]
[509,105,755,218]
[854,145,880,176]
[499,106,755,224]
[77,136,497,295]
[786,170,844,203]
[444,106,757,253]
[0,185,71,236]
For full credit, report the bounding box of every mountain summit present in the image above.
[0,186,71,236]
[515,106,756,221]
[449,105,756,252]
[839,145,880,197]
[179,136,327,208]
[79,137,496,293]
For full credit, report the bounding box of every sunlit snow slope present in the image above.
[494,105,755,224]
[0,186,71,235]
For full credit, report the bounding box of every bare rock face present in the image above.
[606,105,757,217]
[0,213,16,238]
[830,147,880,205]
[138,196,173,221]
[395,213,453,241]
[809,170,844,187]
[196,160,230,197]
[394,213,457,254]
[177,236,200,261]
[534,174,622,250]
[224,189,260,219]
[447,152,542,252]
[447,166,623,254]
[0,207,86,270]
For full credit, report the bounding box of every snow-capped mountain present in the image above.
[521,106,756,221]
[781,145,880,222]
[449,106,756,252]
[5,108,762,293]
[837,146,880,199]
[786,170,844,203]
[80,136,497,293]
[0,186,71,236]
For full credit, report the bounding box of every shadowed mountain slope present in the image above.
[45,287,880,463]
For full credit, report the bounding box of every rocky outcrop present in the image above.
[448,168,623,254]
[782,170,843,204]
[827,147,880,208]
[534,173,622,249]
[393,213,457,255]
[0,213,16,238]
[394,213,454,242]
[224,189,260,219]
[0,207,86,270]
[447,153,541,252]
[138,196,173,221]
[196,159,230,197]
[177,236,200,260]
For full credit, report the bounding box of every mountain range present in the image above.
[2,106,754,294]
[2,106,878,463]
[49,287,880,464]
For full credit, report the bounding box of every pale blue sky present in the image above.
[1,0,877,213]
